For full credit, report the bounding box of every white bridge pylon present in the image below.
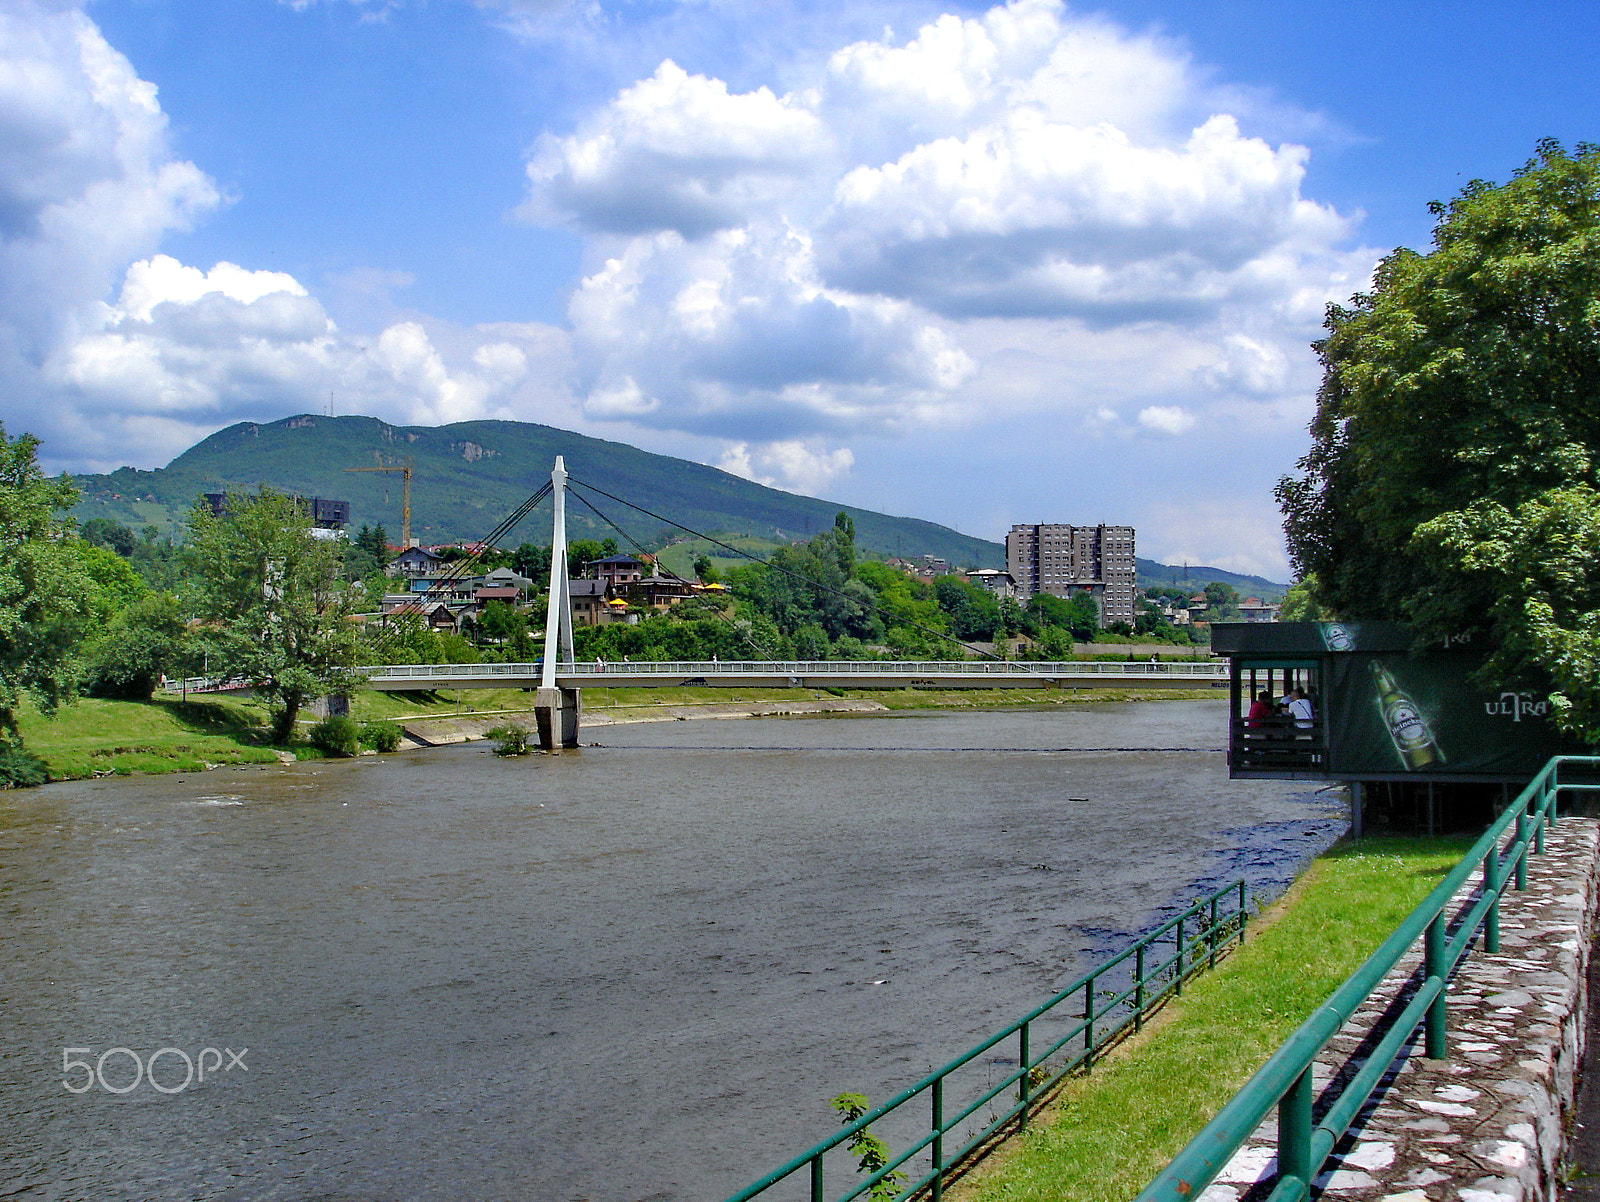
[534,456,581,749]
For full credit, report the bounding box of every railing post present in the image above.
[811,1153,823,1202]
[1425,912,1447,1059]
[1484,843,1502,953]
[1175,917,1186,996]
[1084,972,1097,1065]
[1515,811,1528,891]
[1278,1065,1314,1191]
[932,1076,944,1201]
[1238,880,1248,943]
[1019,1021,1032,1119]
[1209,895,1220,967]
[1134,943,1146,1030]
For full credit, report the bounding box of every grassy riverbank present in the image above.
[12,694,282,778]
[9,685,1212,782]
[949,835,1473,1202]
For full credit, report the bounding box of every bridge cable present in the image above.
[370,480,553,652]
[565,476,1006,662]
[564,487,784,660]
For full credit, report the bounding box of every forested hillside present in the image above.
[71,414,1003,566]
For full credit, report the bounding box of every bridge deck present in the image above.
[359,660,1227,691]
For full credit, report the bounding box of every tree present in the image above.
[1278,575,1328,622]
[80,517,136,556]
[1277,141,1600,736]
[692,553,718,584]
[83,593,188,700]
[184,489,364,743]
[0,427,98,746]
[512,542,552,583]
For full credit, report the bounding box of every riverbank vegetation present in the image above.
[950,834,1472,1202]
[1278,141,1600,740]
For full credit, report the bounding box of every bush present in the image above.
[0,748,50,788]
[307,714,360,757]
[358,720,403,752]
[486,724,531,756]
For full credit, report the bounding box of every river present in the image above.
[0,699,1344,1201]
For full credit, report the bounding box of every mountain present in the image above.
[70,414,1006,567]
[1135,557,1288,599]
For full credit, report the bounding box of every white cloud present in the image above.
[1137,404,1196,436]
[0,4,574,471]
[526,60,831,238]
[718,439,855,495]
[522,0,1376,517]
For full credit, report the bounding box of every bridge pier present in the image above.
[535,686,581,750]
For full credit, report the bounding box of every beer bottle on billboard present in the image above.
[1370,662,1442,769]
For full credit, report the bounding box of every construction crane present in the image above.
[345,453,414,548]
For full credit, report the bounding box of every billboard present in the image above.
[1215,622,1586,781]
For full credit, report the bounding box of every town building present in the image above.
[1005,523,1137,625]
[1238,596,1281,623]
[966,568,1019,600]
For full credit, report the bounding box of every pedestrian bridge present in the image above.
[362,659,1228,691]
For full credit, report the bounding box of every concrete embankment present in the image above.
[1200,817,1599,1202]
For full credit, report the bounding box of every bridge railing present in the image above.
[360,659,1228,680]
[724,879,1251,1202]
[1134,754,1600,1202]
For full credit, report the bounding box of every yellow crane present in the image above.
[345,453,414,548]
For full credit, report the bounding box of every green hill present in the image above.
[1135,558,1287,599]
[70,414,1005,566]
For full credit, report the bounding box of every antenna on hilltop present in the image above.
[327,391,335,419]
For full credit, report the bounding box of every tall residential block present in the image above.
[1006,523,1137,625]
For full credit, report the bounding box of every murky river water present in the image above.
[0,700,1344,1201]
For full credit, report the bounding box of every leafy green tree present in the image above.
[80,517,136,556]
[184,489,365,743]
[933,576,1002,640]
[1277,140,1600,735]
[0,428,98,746]
[74,542,147,614]
[568,537,618,576]
[513,542,552,583]
[692,553,717,583]
[345,524,391,579]
[1202,581,1241,621]
[1278,575,1328,622]
[83,593,187,700]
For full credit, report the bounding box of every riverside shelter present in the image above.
[1212,621,1584,785]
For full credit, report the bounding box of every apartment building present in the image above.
[1005,523,1137,625]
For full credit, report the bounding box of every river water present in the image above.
[0,700,1344,1201]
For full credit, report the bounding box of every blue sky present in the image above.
[5,0,1599,577]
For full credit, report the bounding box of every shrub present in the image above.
[0,748,50,788]
[358,720,403,752]
[486,724,531,756]
[307,714,360,757]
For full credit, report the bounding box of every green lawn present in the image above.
[951,836,1472,1202]
[15,694,281,778]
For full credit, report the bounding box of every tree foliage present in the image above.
[183,489,364,743]
[1278,140,1600,736]
[0,427,97,746]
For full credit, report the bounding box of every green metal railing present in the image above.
[725,879,1252,1202]
[1136,754,1600,1202]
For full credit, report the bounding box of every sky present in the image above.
[4,1,1599,578]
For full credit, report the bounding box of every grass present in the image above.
[14,694,282,779]
[950,835,1473,1202]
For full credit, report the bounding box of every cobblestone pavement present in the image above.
[1198,817,1599,1202]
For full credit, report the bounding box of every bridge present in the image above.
[363,659,1227,691]
[171,456,1224,749]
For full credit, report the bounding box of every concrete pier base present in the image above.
[534,687,581,750]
